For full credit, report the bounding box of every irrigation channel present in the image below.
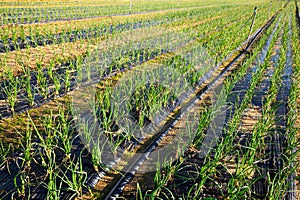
[0,1,297,199]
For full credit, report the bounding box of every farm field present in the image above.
[0,0,299,199]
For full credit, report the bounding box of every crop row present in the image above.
[0,4,261,53]
[120,3,299,199]
[0,4,154,25]
[1,2,272,41]
[0,1,277,87]
[117,10,284,199]
[0,25,216,200]
[0,18,171,53]
[1,3,277,77]
[86,3,286,196]
[0,37,175,118]
[0,5,250,75]
[0,3,274,119]
[0,0,279,25]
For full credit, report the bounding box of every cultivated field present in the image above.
[0,0,299,199]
